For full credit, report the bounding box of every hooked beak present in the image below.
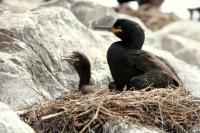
[111,28,122,33]
[94,26,122,33]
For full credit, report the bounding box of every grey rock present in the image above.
[2,0,42,13]
[0,102,34,133]
[0,4,12,15]
[158,20,200,42]
[37,0,71,9]
[190,124,200,133]
[71,1,115,26]
[103,120,164,133]
[156,28,200,67]
[0,7,112,110]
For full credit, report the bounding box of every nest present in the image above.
[19,88,200,133]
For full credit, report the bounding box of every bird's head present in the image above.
[94,19,145,49]
[112,19,145,49]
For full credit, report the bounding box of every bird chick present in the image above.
[62,51,107,94]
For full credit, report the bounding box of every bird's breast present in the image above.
[107,43,130,84]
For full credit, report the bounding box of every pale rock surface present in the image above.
[37,0,70,9]
[71,1,115,26]
[154,21,200,68]
[158,21,200,42]
[0,4,12,15]
[158,34,200,67]
[2,0,42,13]
[0,7,111,110]
[103,120,165,133]
[0,102,34,133]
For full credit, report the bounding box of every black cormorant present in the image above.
[106,19,181,91]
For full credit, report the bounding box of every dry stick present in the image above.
[79,104,101,133]
[75,108,93,118]
[158,96,164,130]
[170,115,187,133]
[41,111,66,121]
[30,86,49,100]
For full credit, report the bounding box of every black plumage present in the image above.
[63,51,91,89]
[107,19,181,91]
[117,0,136,4]
[63,52,109,94]
[117,0,151,6]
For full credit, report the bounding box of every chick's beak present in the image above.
[61,56,79,64]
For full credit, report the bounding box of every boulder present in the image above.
[0,7,112,110]
[71,1,115,26]
[155,21,200,67]
[37,0,70,9]
[157,20,200,42]
[0,4,12,15]
[0,102,34,133]
[2,0,42,13]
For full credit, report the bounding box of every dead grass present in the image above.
[19,87,200,133]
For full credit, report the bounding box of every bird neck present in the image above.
[122,40,143,49]
[78,69,91,89]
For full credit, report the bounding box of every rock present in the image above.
[155,22,200,67]
[71,1,115,26]
[0,102,34,133]
[2,0,42,13]
[103,120,164,133]
[191,124,200,133]
[157,20,200,42]
[0,4,13,15]
[0,7,112,110]
[37,0,70,9]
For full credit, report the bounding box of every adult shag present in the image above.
[104,19,181,91]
